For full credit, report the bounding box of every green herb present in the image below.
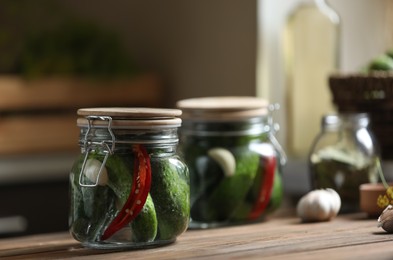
[310,147,378,211]
[20,21,137,78]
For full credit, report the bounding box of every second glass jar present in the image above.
[177,97,284,228]
[309,113,380,213]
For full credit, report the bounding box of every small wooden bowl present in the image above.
[360,183,390,217]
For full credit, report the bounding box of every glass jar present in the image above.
[69,107,190,249]
[309,113,380,213]
[176,97,284,228]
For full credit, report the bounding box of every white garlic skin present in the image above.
[297,188,341,222]
[208,147,236,177]
[83,158,109,186]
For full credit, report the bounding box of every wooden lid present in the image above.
[77,107,182,118]
[176,96,269,120]
[77,107,182,128]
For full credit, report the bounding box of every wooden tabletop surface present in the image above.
[0,212,392,260]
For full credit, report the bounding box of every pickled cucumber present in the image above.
[202,151,260,221]
[150,157,190,240]
[70,151,188,244]
[266,170,283,213]
[229,156,268,221]
[69,157,116,241]
[105,155,133,205]
[131,194,157,242]
[230,169,282,222]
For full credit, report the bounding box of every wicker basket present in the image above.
[329,72,393,159]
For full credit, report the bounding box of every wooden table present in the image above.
[0,213,392,259]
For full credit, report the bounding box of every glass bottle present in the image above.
[69,107,189,249]
[177,96,284,228]
[309,113,380,213]
[283,0,340,158]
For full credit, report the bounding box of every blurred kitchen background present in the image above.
[0,0,391,236]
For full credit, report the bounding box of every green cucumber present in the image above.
[105,154,133,206]
[266,170,283,213]
[70,156,116,241]
[203,151,260,221]
[150,157,190,240]
[131,194,158,242]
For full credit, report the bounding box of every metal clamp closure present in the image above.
[79,116,116,187]
[267,104,287,166]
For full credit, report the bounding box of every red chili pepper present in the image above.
[248,155,276,220]
[101,144,152,240]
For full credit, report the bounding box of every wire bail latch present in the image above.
[79,116,116,187]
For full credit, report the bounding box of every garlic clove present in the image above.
[208,147,236,177]
[297,191,319,222]
[296,194,308,220]
[297,188,341,222]
[325,188,341,218]
[315,191,333,220]
[83,158,109,186]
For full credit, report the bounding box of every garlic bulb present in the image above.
[83,158,109,186]
[297,188,341,222]
[378,205,393,233]
[208,147,236,177]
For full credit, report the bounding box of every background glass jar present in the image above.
[69,108,189,249]
[177,97,284,228]
[309,113,380,213]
